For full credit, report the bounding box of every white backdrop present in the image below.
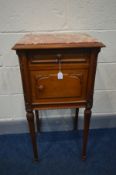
[0,0,116,131]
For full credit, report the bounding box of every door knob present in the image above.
[38,85,44,91]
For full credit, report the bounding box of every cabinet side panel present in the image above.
[86,48,101,108]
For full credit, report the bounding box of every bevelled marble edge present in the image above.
[12,33,105,49]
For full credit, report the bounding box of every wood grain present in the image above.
[13,33,105,161]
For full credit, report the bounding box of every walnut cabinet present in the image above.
[13,33,105,161]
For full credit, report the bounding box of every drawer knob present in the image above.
[38,85,44,91]
[56,54,62,59]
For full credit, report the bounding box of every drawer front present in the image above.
[27,49,90,70]
[29,53,89,64]
[30,69,88,104]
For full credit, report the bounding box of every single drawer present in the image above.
[30,69,88,104]
[27,49,90,65]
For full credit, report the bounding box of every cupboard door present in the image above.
[30,69,88,104]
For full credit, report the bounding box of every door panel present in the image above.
[30,69,88,104]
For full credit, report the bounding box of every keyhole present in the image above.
[57,54,62,59]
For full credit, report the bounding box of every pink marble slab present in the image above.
[17,33,99,45]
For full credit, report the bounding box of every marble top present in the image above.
[13,33,105,49]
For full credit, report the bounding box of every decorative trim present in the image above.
[86,99,93,109]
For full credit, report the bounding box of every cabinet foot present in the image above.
[82,155,86,160]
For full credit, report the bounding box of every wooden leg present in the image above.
[82,108,91,160]
[74,108,79,130]
[26,111,39,161]
[35,110,40,132]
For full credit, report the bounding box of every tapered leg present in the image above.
[26,111,38,161]
[74,108,79,130]
[82,108,91,160]
[35,110,40,132]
